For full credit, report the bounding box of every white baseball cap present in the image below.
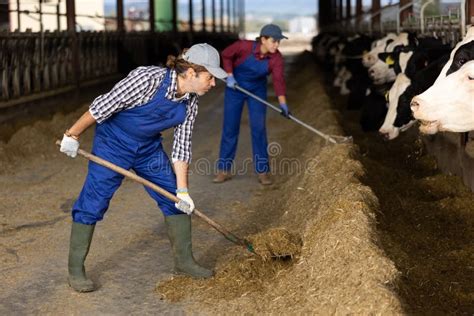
[182,43,228,79]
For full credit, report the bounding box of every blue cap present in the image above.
[260,24,288,40]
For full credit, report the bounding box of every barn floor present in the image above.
[1,52,473,314]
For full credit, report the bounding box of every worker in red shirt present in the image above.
[214,24,290,185]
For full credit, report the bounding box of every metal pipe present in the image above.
[339,0,343,20]
[238,0,244,34]
[39,0,44,70]
[202,0,206,32]
[117,0,124,32]
[346,0,351,19]
[66,0,79,87]
[172,0,178,33]
[232,0,236,32]
[461,0,466,36]
[188,0,193,33]
[220,0,224,32]
[56,0,61,31]
[212,0,216,32]
[397,1,413,34]
[420,0,434,34]
[227,0,231,32]
[17,0,21,31]
[149,0,155,32]
[371,0,380,34]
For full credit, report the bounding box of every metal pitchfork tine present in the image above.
[219,79,353,144]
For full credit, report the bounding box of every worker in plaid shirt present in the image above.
[59,44,227,292]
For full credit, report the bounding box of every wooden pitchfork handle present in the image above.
[55,140,255,253]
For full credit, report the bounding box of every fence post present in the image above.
[420,0,434,34]
[66,0,79,87]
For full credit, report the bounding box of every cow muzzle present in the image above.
[410,97,440,134]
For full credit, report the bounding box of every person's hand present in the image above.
[226,75,237,89]
[60,133,80,158]
[175,191,195,215]
[279,103,291,119]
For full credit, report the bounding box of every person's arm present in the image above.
[222,40,249,89]
[222,40,254,73]
[60,67,163,158]
[271,54,290,118]
[270,53,286,98]
[66,110,96,138]
[171,96,199,214]
[59,110,96,158]
[172,160,195,214]
[173,161,189,190]
[171,96,198,165]
[221,40,243,74]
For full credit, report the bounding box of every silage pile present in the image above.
[157,53,404,314]
[0,106,92,174]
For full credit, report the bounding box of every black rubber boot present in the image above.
[68,222,95,292]
[165,215,213,278]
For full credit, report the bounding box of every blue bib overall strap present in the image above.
[73,70,189,225]
[218,41,270,174]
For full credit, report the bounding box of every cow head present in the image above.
[411,60,474,134]
[368,34,413,85]
[445,41,474,76]
[368,59,398,85]
[411,27,474,134]
[362,33,397,68]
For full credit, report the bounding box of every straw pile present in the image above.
[156,52,404,314]
[0,106,92,174]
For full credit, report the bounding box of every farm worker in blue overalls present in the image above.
[213,24,290,185]
[59,44,227,293]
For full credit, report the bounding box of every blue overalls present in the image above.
[72,70,188,225]
[217,42,270,174]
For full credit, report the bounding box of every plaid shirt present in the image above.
[89,66,199,163]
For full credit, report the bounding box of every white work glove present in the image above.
[60,133,80,158]
[175,190,195,215]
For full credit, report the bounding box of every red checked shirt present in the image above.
[221,40,286,97]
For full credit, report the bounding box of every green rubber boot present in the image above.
[165,215,213,278]
[68,222,95,292]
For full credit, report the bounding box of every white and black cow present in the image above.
[359,84,391,132]
[359,34,419,132]
[341,35,375,109]
[412,27,474,133]
[368,32,419,85]
[362,33,398,68]
[312,32,344,74]
[378,38,451,139]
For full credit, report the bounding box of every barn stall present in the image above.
[0,0,473,314]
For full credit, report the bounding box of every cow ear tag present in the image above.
[385,55,395,65]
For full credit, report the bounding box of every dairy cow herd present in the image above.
[312,26,474,138]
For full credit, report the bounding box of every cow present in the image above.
[340,35,375,109]
[359,84,390,132]
[362,33,398,68]
[368,32,418,85]
[378,38,451,139]
[411,27,474,134]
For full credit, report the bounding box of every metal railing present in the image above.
[0,30,237,107]
[324,1,467,47]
